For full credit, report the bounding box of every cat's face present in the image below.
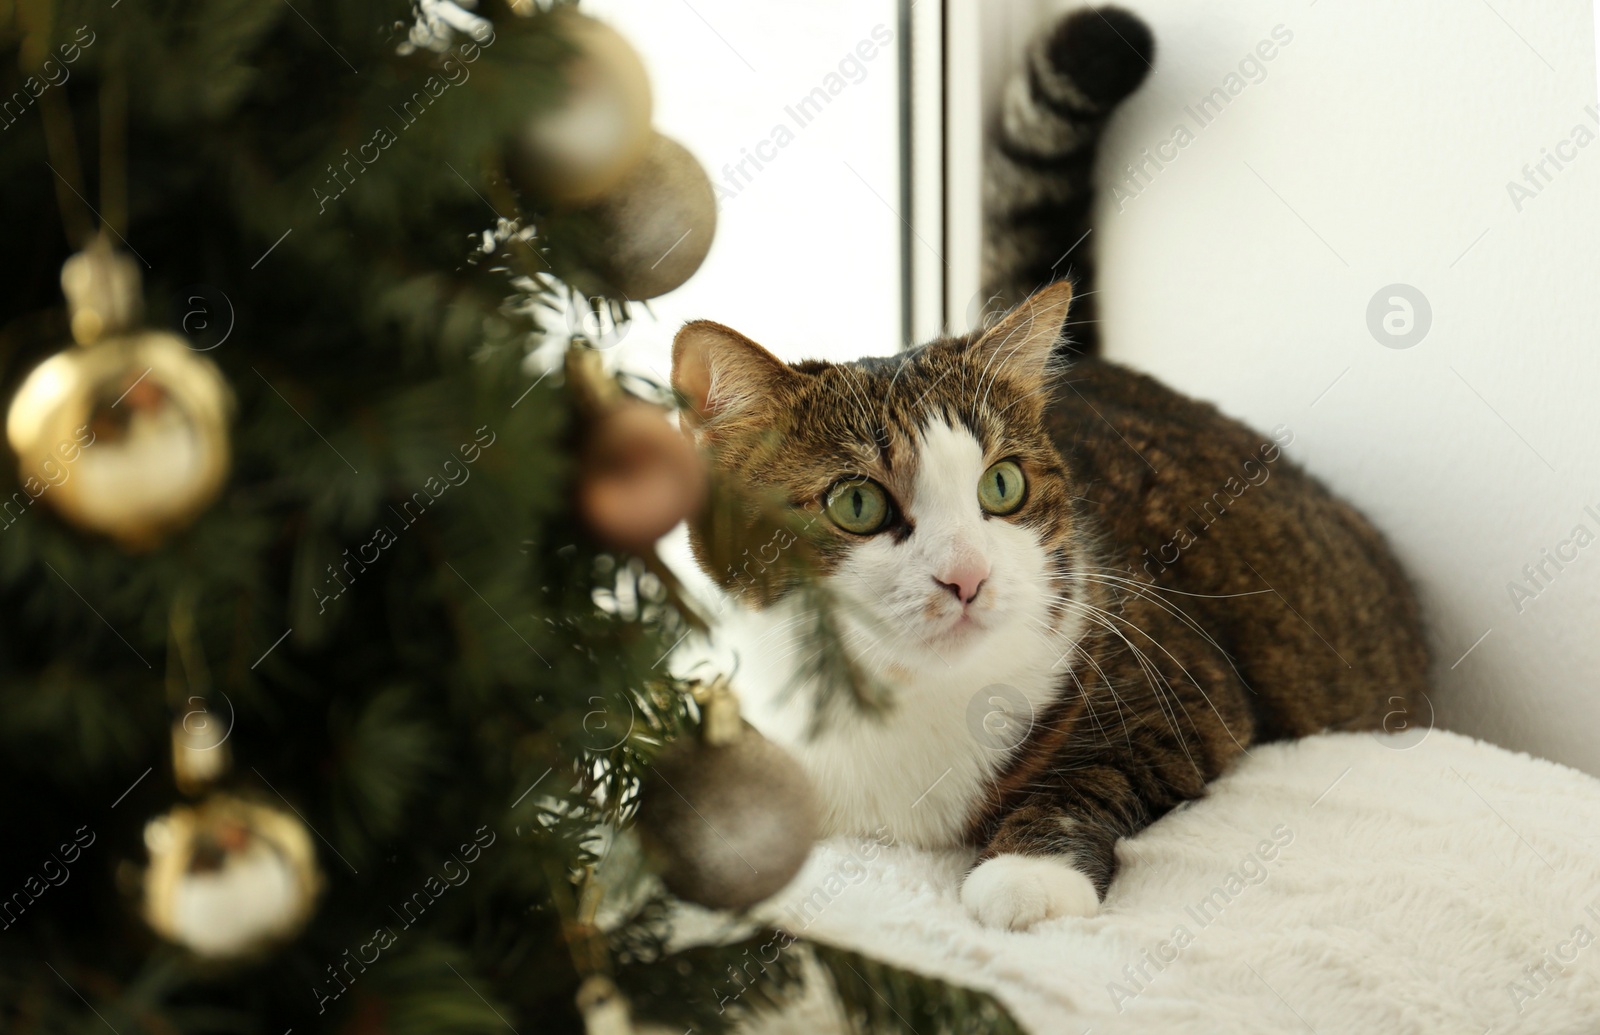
[673,283,1082,679]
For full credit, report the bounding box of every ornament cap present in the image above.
[172,714,233,795]
[576,975,632,1035]
[61,235,143,344]
[565,342,623,416]
[696,677,742,747]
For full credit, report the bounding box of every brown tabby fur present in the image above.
[673,281,1430,897]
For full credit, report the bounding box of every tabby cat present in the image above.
[670,7,1429,930]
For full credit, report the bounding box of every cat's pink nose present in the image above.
[934,563,988,605]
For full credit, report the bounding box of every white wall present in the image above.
[580,0,903,369]
[1070,0,1600,773]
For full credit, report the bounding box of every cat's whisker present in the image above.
[1042,568,1241,658]
[1068,604,1196,732]
[1050,599,1206,774]
[1032,601,1197,770]
[1044,572,1232,653]
[1070,566,1277,600]
[1065,596,1209,706]
[1018,611,1136,752]
[1067,596,1255,761]
[1058,569,1260,695]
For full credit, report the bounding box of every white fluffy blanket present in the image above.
[749,731,1600,1035]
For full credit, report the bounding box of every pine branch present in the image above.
[0,5,992,1035]
[809,942,1027,1035]
[618,925,808,1035]
[610,924,1026,1035]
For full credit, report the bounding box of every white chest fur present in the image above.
[723,596,1079,849]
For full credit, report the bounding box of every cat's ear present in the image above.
[969,280,1073,386]
[672,320,796,430]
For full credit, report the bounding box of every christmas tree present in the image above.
[0,2,1023,1031]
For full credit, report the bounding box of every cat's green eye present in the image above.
[824,478,891,535]
[978,460,1027,516]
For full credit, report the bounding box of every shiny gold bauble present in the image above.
[509,10,654,204]
[571,132,717,300]
[142,794,322,960]
[579,398,707,554]
[6,333,231,549]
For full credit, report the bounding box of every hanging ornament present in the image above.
[508,10,654,205]
[569,131,717,301]
[5,236,232,549]
[577,975,632,1035]
[144,602,319,961]
[580,398,706,554]
[141,793,323,960]
[171,710,232,796]
[575,974,683,1035]
[168,596,233,796]
[566,347,706,554]
[635,679,818,912]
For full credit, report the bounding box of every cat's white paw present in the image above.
[960,854,1099,930]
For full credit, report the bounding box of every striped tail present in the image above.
[980,6,1154,356]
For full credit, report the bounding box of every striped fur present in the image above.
[981,6,1154,355]
[674,272,1429,929]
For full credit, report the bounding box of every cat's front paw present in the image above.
[960,854,1099,930]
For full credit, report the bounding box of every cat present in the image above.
[669,6,1429,930]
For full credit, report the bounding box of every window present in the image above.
[583,0,909,374]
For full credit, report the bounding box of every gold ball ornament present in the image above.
[142,794,323,960]
[579,398,707,554]
[509,10,654,204]
[6,334,232,549]
[635,682,818,912]
[6,237,231,548]
[571,132,717,300]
